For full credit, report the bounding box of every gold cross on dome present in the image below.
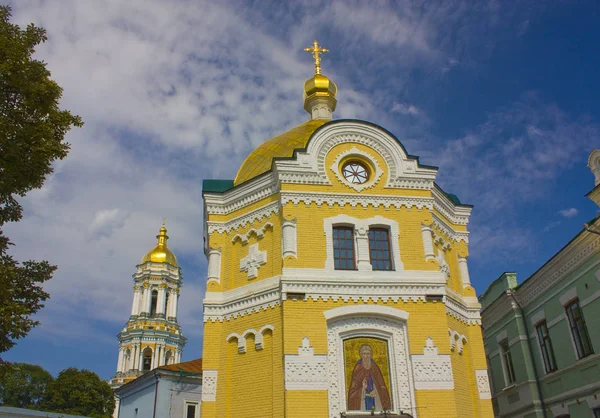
[304,40,329,75]
[162,216,167,227]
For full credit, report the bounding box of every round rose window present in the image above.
[342,161,369,184]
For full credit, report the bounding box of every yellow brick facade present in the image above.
[201,118,493,417]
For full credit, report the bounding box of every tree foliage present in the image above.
[0,5,82,357]
[0,362,53,408]
[41,368,114,418]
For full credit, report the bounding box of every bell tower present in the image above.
[110,222,187,388]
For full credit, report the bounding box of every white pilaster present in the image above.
[207,248,222,283]
[355,227,372,271]
[117,348,124,373]
[282,218,298,258]
[145,287,152,314]
[458,256,472,287]
[137,345,143,371]
[173,294,179,319]
[157,287,166,315]
[131,288,140,316]
[421,224,435,261]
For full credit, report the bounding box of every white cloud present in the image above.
[391,102,421,116]
[559,208,579,218]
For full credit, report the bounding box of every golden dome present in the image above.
[303,74,338,101]
[234,119,328,185]
[141,225,178,267]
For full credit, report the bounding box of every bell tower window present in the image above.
[150,290,158,316]
[142,348,153,372]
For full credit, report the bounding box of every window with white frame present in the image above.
[500,339,516,386]
[333,226,356,270]
[368,227,393,270]
[535,320,557,373]
[184,401,199,418]
[325,215,404,272]
[565,299,594,359]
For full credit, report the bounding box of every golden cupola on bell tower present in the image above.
[110,221,187,389]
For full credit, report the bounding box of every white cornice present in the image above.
[445,289,482,325]
[431,212,469,243]
[519,233,600,306]
[204,175,278,215]
[431,186,471,226]
[280,191,433,210]
[206,201,280,234]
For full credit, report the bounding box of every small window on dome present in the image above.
[342,161,369,184]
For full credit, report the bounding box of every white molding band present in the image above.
[324,305,409,321]
[231,222,273,244]
[206,201,280,234]
[282,191,433,211]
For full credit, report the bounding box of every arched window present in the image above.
[124,348,131,371]
[165,350,173,365]
[142,348,153,372]
[150,290,158,316]
[165,291,170,317]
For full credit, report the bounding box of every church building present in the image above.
[110,223,187,389]
[199,42,494,418]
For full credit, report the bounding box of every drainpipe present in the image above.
[152,371,160,418]
[507,290,547,418]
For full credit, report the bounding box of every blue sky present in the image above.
[4,0,600,381]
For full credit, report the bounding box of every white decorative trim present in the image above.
[281,191,432,211]
[282,272,446,303]
[240,243,267,279]
[207,201,280,234]
[476,370,492,400]
[203,277,281,323]
[204,175,279,215]
[282,217,298,259]
[445,294,482,325]
[324,308,416,417]
[284,337,328,390]
[324,305,409,321]
[431,187,471,226]
[323,214,404,272]
[420,224,435,262]
[231,222,273,244]
[201,370,217,402]
[448,329,468,354]
[330,146,384,192]
[547,314,565,328]
[411,338,454,390]
[431,213,469,243]
[207,248,222,285]
[559,287,578,306]
[227,325,274,353]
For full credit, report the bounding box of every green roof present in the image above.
[203,179,234,193]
